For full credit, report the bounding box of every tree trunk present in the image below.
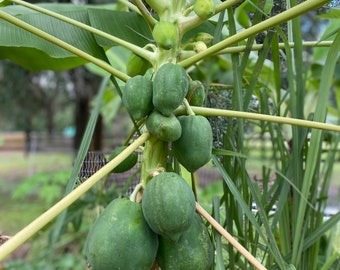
[73,96,89,151]
[90,114,103,151]
[70,67,103,152]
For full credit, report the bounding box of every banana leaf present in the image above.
[0,4,151,70]
[0,3,216,71]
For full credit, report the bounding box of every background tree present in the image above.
[0,61,45,152]
[0,60,103,152]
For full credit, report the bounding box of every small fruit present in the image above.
[186,80,206,106]
[194,32,213,44]
[108,146,138,173]
[122,75,153,121]
[142,172,196,241]
[157,213,214,270]
[85,198,158,270]
[126,52,151,77]
[194,41,208,53]
[193,0,215,19]
[146,111,182,142]
[173,115,212,172]
[152,21,179,50]
[153,63,189,116]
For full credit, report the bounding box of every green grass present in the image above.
[0,193,46,235]
[0,152,73,234]
[0,152,73,181]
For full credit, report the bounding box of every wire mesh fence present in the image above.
[77,150,140,195]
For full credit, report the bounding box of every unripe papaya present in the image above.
[108,145,138,173]
[85,198,158,270]
[122,75,153,121]
[173,115,212,172]
[152,21,179,50]
[126,52,151,77]
[146,111,182,142]
[142,172,196,242]
[157,213,214,270]
[193,0,215,19]
[194,41,208,53]
[194,32,213,44]
[153,63,189,116]
[186,80,206,106]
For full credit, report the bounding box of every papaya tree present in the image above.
[0,0,340,269]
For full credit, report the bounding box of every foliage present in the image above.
[0,62,75,134]
[0,0,340,269]
[12,170,71,205]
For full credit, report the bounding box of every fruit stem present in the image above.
[170,0,186,15]
[140,134,168,187]
[191,173,198,201]
[154,46,179,70]
[183,98,195,115]
[129,183,143,202]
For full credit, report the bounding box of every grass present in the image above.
[0,152,73,181]
[0,151,73,235]
[0,193,45,235]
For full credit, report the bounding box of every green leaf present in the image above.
[292,30,340,265]
[317,8,340,19]
[235,3,251,28]
[0,4,108,70]
[0,0,11,7]
[211,155,284,266]
[87,8,152,49]
[263,0,273,14]
[313,20,340,63]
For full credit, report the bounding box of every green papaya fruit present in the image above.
[108,145,138,173]
[85,198,158,270]
[152,21,179,50]
[157,213,214,270]
[153,63,189,116]
[193,0,215,19]
[146,111,182,142]
[173,115,212,172]
[186,80,206,106]
[142,172,196,242]
[122,75,153,121]
[194,32,213,44]
[126,53,152,77]
[194,40,208,53]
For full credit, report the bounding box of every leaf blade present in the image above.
[0,4,107,70]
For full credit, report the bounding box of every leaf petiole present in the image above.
[174,105,340,133]
[179,0,331,68]
[9,0,156,62]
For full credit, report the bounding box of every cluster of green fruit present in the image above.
[85,62,215,269]
[123,62,213,173]
[85,172,214,270]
